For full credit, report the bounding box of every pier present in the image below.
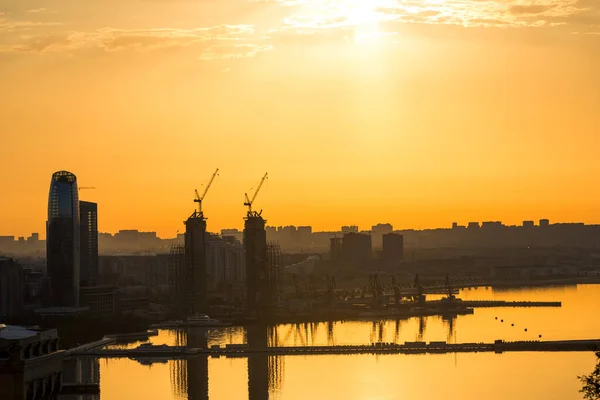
[461,300,561,308]
[69,339,600,359]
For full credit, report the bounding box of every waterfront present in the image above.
[85,284,600,399]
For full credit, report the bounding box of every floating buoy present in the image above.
[524,328,528,332]
[539,335,542,338]
[495,317,498,320]
[501,320,504,322]
[511,324,514,327]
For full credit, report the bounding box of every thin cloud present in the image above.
[28,8,48,13]
[0,25,263,57]
[199,43,273,60]
[509,4,554,15]
[0,20,62,32]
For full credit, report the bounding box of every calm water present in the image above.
[74,284,600,399]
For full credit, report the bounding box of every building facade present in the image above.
[80,286,116,317]
[244,215,267,312]
[0,258,24,318]
[330,237,343,267]
[79,201,98,287]
[206,234,245,286]
[383,233,404,268]
[46,170,80,307]
[184,212,207,314]
[342,232,372,269]
[0,325,62,400]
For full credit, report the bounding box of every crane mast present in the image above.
[244,172,268,216]
[194,168,219,215]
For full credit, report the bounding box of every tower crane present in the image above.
[194,168,219,216]
[78,187,96,191]
[244,173,268,217]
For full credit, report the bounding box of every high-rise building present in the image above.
[330,237,343,266]
[540,219,550,228]
[80,201,98,287]
[383,233,404,268]
[342,232,371,269]
[244,214,267,312]
[80,286,116,317]
[184,211,207,314]
[0,257,24,318]
[46,170,80,307]
[206,234,245,285]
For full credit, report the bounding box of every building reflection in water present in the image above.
[169,326,284,400]
[60,357,100,400]
[417,317,427,341]
[165,317,461,399]
[169,329,208,400]
[394,320,401,343]
[247,325,283,400]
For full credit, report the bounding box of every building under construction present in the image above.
[243,173,279,314]
[178,169,219,315]
[184,211,207,314]
[244,213,267,312]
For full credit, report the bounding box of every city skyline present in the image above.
[2,204,599,241]
[2,213,598,241]
[2,0,600,239]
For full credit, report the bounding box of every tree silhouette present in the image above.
[580,352,600,400]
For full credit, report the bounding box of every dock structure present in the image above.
[69,339,600,359]
[461,300,561,308]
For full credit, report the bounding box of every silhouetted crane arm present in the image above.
[200,168,219,200]
[250,173,268,204]
[194,168,219,214]
[244,172,268,213]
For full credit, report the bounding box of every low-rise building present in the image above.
[80,286,116,318]
[0,324,63,399]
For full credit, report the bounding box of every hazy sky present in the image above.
[1,0,599,238]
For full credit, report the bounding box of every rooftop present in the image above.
[0,324,39,340]
[33,306,89,316]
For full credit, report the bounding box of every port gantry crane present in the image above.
[244,172,268,217]
[194,168,219,217]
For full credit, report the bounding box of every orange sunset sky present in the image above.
[1,0,599,238]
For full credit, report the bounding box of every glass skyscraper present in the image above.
[46,170,80,306]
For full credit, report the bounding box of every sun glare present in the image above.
[284,0,395,43]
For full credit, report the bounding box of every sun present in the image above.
[284,0,392,43]
[333,0,391,42]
